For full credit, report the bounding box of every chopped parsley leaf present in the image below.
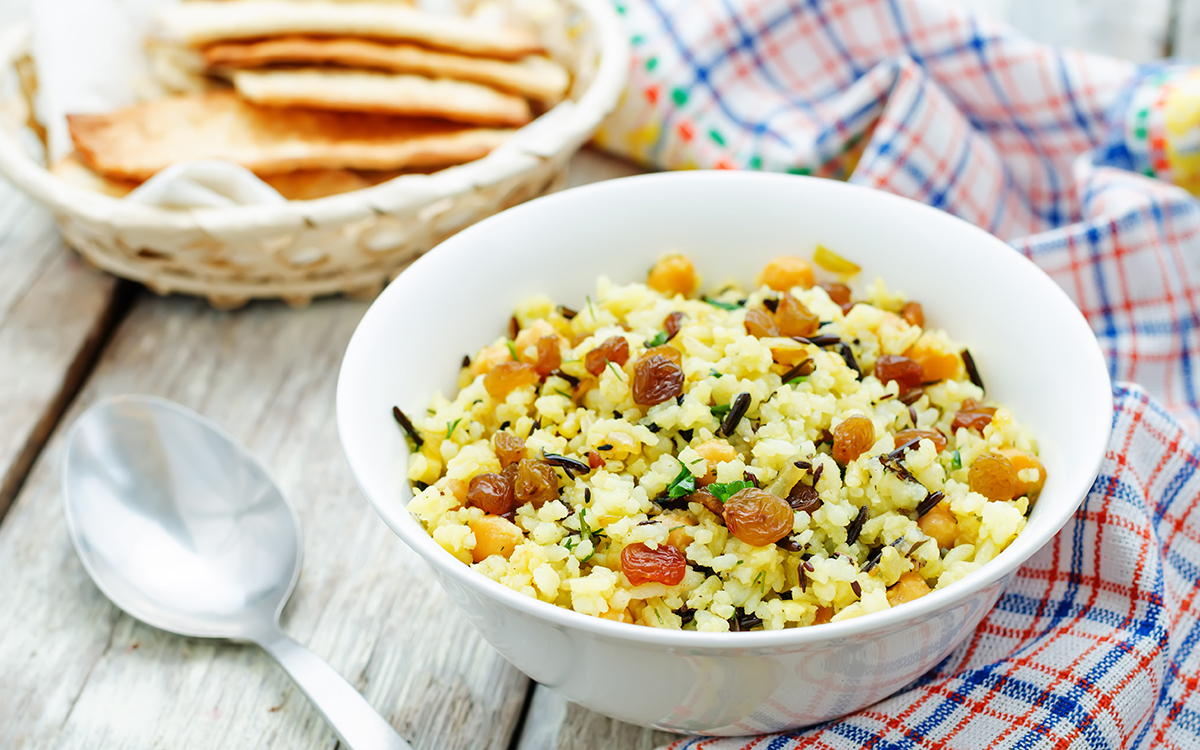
[667,465,697,499]
[704,297,742,311]
[647,330,669,348]
[505,340,518,361]
[710,403,732,417]
[708,479,755,503]
[446,418,463,438]
[951,450,962,470]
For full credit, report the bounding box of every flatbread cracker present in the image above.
[53,150,397,201]
[233,69,532,125]
[67,91,513,182]
[156,1,543,60]
[205,37,569,102]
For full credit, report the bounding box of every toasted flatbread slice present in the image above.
[53,150,395,201]
[232,68,532,126]
[51,152,140,197]
[67,91,513,182]
[156,1,542,60]
[204,37,569,102]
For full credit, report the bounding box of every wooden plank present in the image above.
[515,685,677,750]
[0,177,125,519]
[957,0,1172,61]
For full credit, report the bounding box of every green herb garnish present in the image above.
[606,361,625,381]
[709,368,723,378]
[586,295,597,319]
[704,297,742,311]
[710,403,732,417]
[951,450,962,470]
[553,388,573,399]
[446,418,463,438]
[784,374,808,386]
[666,465,696,499]
[579,508,606,543]
[505,340,518,361]
[708,480,755,503]
[647,330,669,348]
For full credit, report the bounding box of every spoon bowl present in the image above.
[63,395,300,640]
[62,394,411,750]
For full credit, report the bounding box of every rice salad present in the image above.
[400,250,1045,632]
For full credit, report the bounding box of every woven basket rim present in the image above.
[0,0,629,233]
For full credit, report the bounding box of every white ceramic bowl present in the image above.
[336,172,1112,736]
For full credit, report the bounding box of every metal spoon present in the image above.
[62,394,411,750]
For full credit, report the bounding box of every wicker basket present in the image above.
[0,0,627,309]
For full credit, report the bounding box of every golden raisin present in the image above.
[643,345,682,366]
[775,293,820,338]
[919,502,959,548]
[997,447,1046,499]
[760,256,815,292]
[887,571,932,607]
[534,335,562,377]
[901,301,925,328]
[744,307,779,338]
[969,452,1020,501]
[484,361,539,399]
[584,336,630,376]
[952,399,997,433]
[493,431,526,467]
[893,428,948,454]
[514,458,558,508]
[689,488,725,520]
[588,450,605,470]
[647,254,698,297]
[621,542,687,586]
[874,354,924,391]
[632,355,684,406]
[467,472,514,515]
[819,281,852,307]
[812,606,834,625]
[723,488,794,547]
[664,311,686,340]
[832,416,875,464]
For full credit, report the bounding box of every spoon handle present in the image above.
[256,628,413,750]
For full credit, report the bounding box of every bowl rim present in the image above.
[337,170,1114,650]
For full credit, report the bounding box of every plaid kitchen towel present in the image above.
[590,0,1200,747]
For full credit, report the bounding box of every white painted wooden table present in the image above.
[0,2,1195,748]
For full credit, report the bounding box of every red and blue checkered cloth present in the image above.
[590,0,1200,746]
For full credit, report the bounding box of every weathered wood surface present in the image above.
[0,177,124,520]
[0,292,531,749]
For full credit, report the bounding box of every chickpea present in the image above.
[468,516,524,562]
[660,510,697,553]
[759,256,815,292]
[600,607,634,623]
[445,478,468,506]
[919,502,959,548]
[694,439,739,485]
[647,254,699,297]
[887,571,932,607]
[905,336,961,383]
